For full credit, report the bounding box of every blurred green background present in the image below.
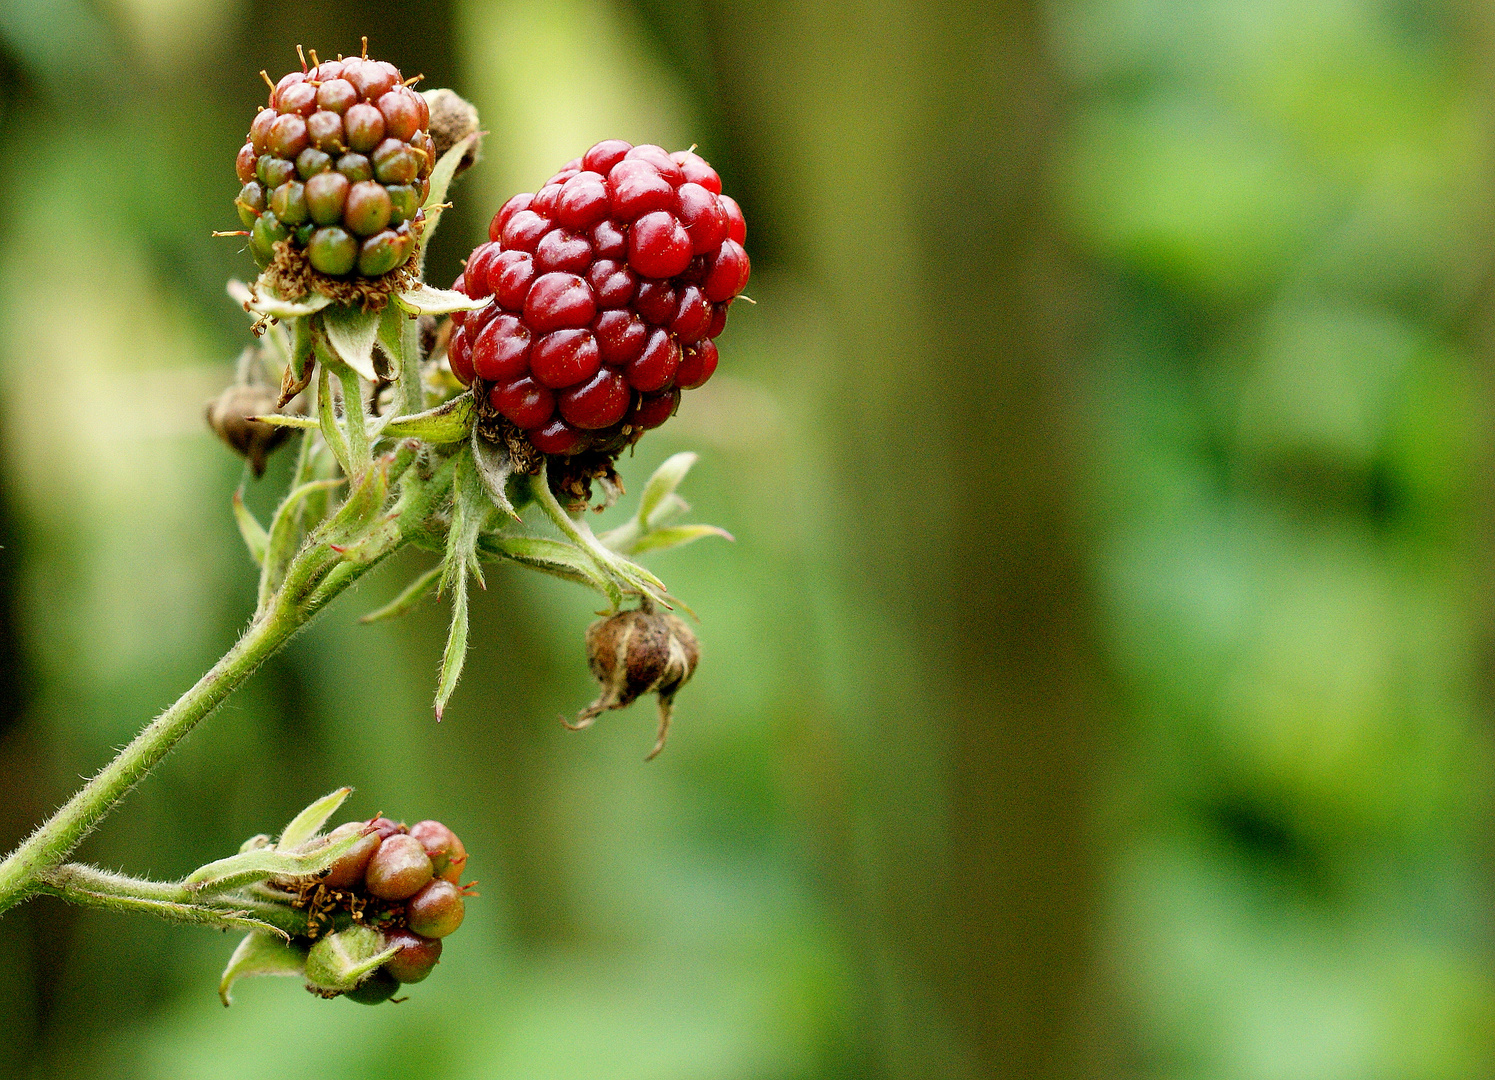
[0,0,1492,1076]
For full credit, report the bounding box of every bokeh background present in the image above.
[0,0,1492,1076]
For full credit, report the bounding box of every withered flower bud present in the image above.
[205,383,289,477]
[568,607,700,760]
[421,88,482,176]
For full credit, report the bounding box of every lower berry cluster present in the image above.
[290,817,470,1004]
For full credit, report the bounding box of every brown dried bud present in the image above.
[568,607,700,760]
[421,88,482,176]
[205,383,290,477]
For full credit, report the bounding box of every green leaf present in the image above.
[220,932,307,1006]
[471,426,520,518]
[434,571,468,722]
[380,393,475,443]
[276,787,352,850]
[394,284,492,316]
[434,446,491,719]
[305,926,400,993]
[183,827,366,896]
[246,285,332,319]
[630,523,735,554]
[637,452,698,527]
[320,305,382,381]
[360,563,443,623]
[232,490,269,567]
[480,534,611,592]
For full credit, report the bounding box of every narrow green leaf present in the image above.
[434,446,491,719]
[470,426,519,517]
[360,564,443,623]
[630,524,735,554]
[232,490,269,567]
[277,787,352,850]
[246,286,332,319]
[184,828,366,896]
[220,932,307,1006]
[637,452,698,527]
[320,305,382,382]
[645,492,690,530]
[380,393,475,443]
[434,572,468,722]
[394,285,492,316]
[246,413,318,430]
[480,534,611,592]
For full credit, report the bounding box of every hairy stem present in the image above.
[0,539,389,914]
[36,864,309,936]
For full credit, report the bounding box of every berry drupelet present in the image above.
[234,49,435,277]
[447,141,750,457]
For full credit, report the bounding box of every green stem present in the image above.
[36,864,309,936]
[0,533,392,915]
[336,364,372,474]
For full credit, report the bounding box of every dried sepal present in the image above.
[569,605,700,760]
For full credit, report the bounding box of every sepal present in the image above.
[319,306,383,382]
[394,285,490,316]
[304,925,400,996]
[277,787,353,850]
[245,283,332,320]
[380,392,475,443]
[219,931,307,1006]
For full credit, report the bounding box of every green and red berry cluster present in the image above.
[234,50,434,277]
[448,141,750,456]
[297,817,470,1003]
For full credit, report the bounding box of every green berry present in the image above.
[305,171,350,225]
[344,181,392,237]
[269,181,308,225]
[256,154,295,189]
[235,182,265,228]
[308,227,358,276]
[336,153,373,183]
[296,147,332,180]
[386,184,419,226]
[357,229,404,276]
[250,210,287,264]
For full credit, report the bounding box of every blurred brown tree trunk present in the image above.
[704,1,1100,1075]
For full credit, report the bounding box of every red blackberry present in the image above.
[234,48,435,277]
[447,142,750,456]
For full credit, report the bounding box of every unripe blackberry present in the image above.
[570,606,701,760]
[320,820,382,890]
[343,967,401,1004]
[408,819,468,883]
[382,930,443,984]
[405,878,465,938]
[234,50,433,278]
[452,142,749,458]
[364,832,433,900]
